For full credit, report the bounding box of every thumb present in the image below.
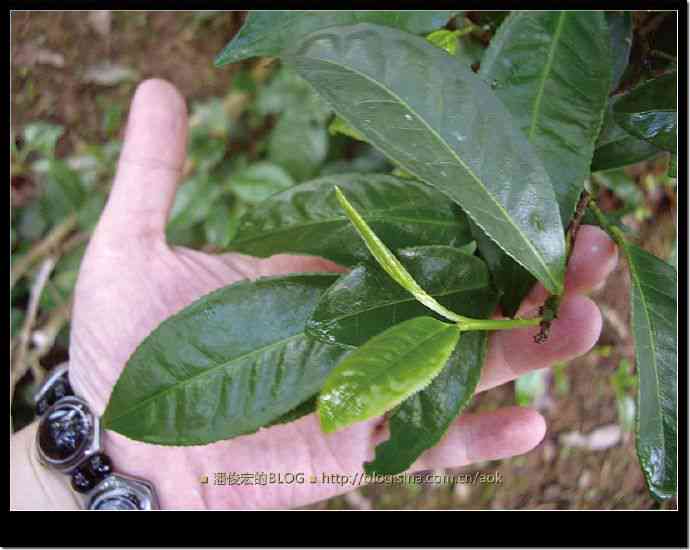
[94,79,188,246]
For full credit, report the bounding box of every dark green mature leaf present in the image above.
[215,11,457,66]
[480,11,612,226]
[624,243,677,500]
[592,97,662,172]
[613,72,677,153]
[287,24,566,295]
[606,11,633,93]
[318,316,461,433]
[103,274,351,445]
[309,245,495,347]
[469,219,534,317]
[365,329,491,474]
[230,174,473,266]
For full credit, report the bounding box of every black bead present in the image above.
[35,397,50,416]
[87,453,112,481]
[38,402,91,462]
[71,467,97,494]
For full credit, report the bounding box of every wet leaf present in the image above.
[624,243,677,500]
[613,71,677,153]
[309,245,495,347]
[480,11,612,226]
[317,316,461,432]
[215,11,457,66]
[592,97,662,172]
[334,186,462,322]
[230,174,473,266]
[287,24,566,294]
[103,274,351,445]
[365,328,491,474]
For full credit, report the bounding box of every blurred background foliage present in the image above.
[10,11,677,509]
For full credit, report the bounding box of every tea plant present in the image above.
[101,11,677,500]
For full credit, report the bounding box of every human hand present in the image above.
[68,79,618,509]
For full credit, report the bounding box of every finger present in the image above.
[478,294,602,393]
[517,225,619,315]
[412,407,546,470]
[94,79,188,246]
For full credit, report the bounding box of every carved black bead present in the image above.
[87,453,112,481]
[38,402,91,462]
[71,467,97,494]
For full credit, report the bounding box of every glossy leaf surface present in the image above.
[215,11,456,66]
[625,243,677,500]
[318,317,461,432]
[365,331,489,474]
[592,97,662,172]
[480,11,611,225]
[613,72,677,153]
[334,187,462,322]
[364,293,497,474]
[230,174,472,266]
[103,274,351,445]
[287,24,566,294]
[309,245,495,347]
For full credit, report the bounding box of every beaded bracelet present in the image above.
[34,363,159,510]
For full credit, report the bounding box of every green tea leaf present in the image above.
[22,122,64,158]
[426,29,461,55]
[268,112,328,181]
[480,11,612,226]
[215,11,457,66]
[230,161,295,204]
[334,186,462,322]
[624,243,677,500]
[309,245,495,347]
[592,97,662,172]
[318,317,461,433]
[606,11,633,92]
[287,24,566,294]
[613,72,677,153]
[230,174,473,266]
[365,328,491,474]
[103,274,351,445]
[469,219,534,317]
[329,115,366,142]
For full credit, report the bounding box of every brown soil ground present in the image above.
[11,11,678,510]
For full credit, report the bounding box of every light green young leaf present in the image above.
[287,24,566,294]
[365,329,489,474]
[215,11,457,66]
[426,29,461,55]
[329,115,366,142]
[335,186,463,322]
[318,316,461,432]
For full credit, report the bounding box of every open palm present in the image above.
[68,80,618,509]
